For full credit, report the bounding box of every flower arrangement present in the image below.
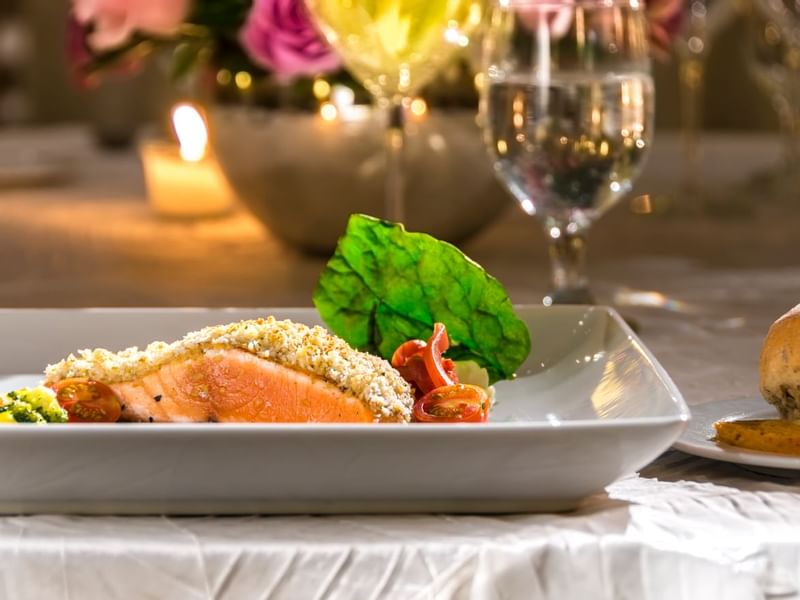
[70,0,339,80]
[69,0,686,105]
[69,0,392,114]
[647,0,687,60]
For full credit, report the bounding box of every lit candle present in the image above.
[140,103,234,218]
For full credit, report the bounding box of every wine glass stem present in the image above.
[679,0,708,199]
[384,97,406,223]
[547,226,594,305]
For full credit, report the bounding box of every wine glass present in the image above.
[481,0,654,304]
[303,0,484,222]
[747,0,800,178]
[673,0,735,200]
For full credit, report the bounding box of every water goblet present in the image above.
[481,0,654,304]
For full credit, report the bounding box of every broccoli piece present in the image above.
[0,387,68,424]
[0,399,46,423]
[18,387,68,423]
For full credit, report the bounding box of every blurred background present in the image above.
[1,0,781,131]
[1,0,798,309]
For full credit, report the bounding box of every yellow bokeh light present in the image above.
[410,98,427,117]
[320,102,338,121]
[235,71,252,90]
[313,79,331,99]
[468,2,482,25]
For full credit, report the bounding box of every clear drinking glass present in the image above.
[747,0,800,174]
[481,0,654,304]
[674,0,728,199]
[303,0,484,222]
[676,2,706,197]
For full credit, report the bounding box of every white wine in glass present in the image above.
[304,0,484,222]
[482,0,654,304]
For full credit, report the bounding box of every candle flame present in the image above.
[171,103,208,162]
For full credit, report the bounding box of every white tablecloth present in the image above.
[1,128,800,599]
[1,451,798,599]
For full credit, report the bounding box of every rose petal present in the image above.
[71,0,190,50]
[240,0,340,79]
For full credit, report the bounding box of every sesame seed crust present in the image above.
[44,317,413,423]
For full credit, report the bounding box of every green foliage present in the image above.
[313,215,531,383]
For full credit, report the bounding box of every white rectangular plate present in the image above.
[0,306,688,514]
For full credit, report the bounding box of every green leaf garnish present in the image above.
[313,214,531,383]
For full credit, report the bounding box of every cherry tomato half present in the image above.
[412,384,489,423]
[52,378,122,423]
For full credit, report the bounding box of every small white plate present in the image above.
[674,397,800,471]
[0,306,688,514]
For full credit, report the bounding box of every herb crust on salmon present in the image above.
[44,318,414,423]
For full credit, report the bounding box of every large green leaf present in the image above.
[313,214,531,383]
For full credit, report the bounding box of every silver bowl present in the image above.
[210,106,511,253]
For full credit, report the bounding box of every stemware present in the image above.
[673,0,735,200]
[747,0,800,181]
[303,0,484,222]
[481,0,654,304]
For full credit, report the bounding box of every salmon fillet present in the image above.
[44,318,413,423]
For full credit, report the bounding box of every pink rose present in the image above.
[72,0,192,50]
[646,0,686,59]
[67,17,93,75]
[66,16,141,85]
[240,0,340,79]
[515,2,574,39]
[513,0,685,62]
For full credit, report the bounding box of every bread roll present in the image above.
[760,303,800,420]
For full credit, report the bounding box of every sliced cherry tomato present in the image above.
[423,322,454,389]
[412,384,490,423]
[52,378,122,423]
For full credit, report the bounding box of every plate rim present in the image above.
[0,304,690,429]
[0,416,688,434]
[674,396,800,470]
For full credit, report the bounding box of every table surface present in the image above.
[1,127,799,599]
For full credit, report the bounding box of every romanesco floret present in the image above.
[0,387,67,424]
